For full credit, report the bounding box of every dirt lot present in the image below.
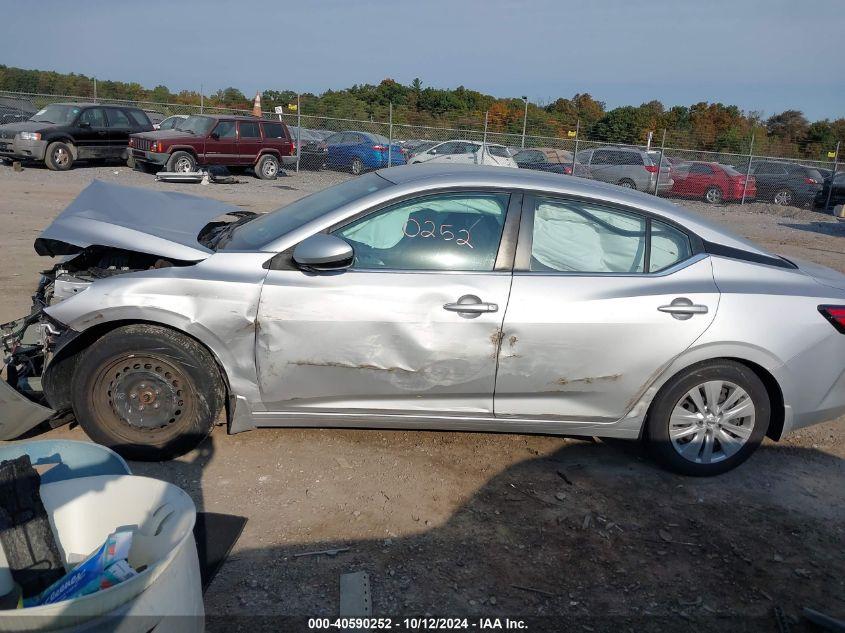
[1,161,843,632]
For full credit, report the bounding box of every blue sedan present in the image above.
[324,131,406,174]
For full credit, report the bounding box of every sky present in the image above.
[2,0,843,120]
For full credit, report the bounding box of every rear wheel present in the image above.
[773,188,793,206]
[617,178,636,189]
[45,141,74,171]
[645,360,769,476]
[350,157,364,176]
[704,186,723,204]
[71,324,225,461]
[166,151,197,173]
[255,154,280,180]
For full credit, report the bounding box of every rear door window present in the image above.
[79,108,108,127]
[239,121,261,139]
[106,108,131,127]
[126,110,151,128]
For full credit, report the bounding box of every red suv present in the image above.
[129,114,294,179]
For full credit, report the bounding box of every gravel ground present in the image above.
[0,161,843,632]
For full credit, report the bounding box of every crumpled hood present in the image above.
[35,180,244,261]
[0,121,42,138]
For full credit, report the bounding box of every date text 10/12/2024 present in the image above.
[308,617,529,630]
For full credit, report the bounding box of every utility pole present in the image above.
[521,96,528,148]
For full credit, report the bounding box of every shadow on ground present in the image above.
[120,431,845,633]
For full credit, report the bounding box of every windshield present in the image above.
[30,104,81,124]
[223,173,392,250]
[487,145,510,158]
[176,115,215,135]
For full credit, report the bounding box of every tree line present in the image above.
[1,65,841,160]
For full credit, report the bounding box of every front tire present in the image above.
[645,360,770,476]
[255,154,280,180]
[71,324,225,461]
[166,151,197,173]
[45,141,74,171]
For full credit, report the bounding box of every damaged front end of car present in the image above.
[0,179,253,440]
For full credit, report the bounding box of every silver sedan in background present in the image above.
[2,164,844,476]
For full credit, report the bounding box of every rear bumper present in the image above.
[0,137,48,161]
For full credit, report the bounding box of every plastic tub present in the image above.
[0,440,130,484]
[0,475,203,632]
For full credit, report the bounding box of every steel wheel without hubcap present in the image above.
[91,354,195,432]
[669,380,755,464]
[773,189,793,206]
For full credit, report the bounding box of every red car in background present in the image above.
[670,161,756,204]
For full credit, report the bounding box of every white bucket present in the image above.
[0,475,204,632]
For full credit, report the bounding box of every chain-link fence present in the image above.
[1,89,841,210]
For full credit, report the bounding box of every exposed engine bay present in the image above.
[0,179,260,440]
[1,247,190,413]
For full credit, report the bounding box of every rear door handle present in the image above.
[443,295,498,318]
[658,297,708,320]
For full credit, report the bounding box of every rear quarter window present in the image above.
[126,110,151,127]
[263,122,286,139]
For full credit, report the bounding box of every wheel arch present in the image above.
[640,351,786,442]
[254,149,281,164]
[43,317,235,428]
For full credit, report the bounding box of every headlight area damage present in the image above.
[0,179,254,440]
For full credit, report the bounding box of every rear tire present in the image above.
[166,151,197,173]
[645,360,770,476]
[71,324,225,461]
[45,141,74,171]
[704,186,723,204]
[350,157,364,175]
[617,178,636,190]
[773,188,794,206]
[255,154,280,180]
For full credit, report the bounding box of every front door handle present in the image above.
[658,297,708,320]
[443,294,498,318]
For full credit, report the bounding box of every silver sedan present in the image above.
[3,164,844,475]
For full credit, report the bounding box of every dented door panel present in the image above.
[256,270,512,413]
[495,256,719,420]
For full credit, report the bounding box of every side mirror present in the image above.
[293,234,353,272]
[78,121,91,129]
[429,148,437,154]
[210,132,220,140]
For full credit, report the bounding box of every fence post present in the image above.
[653,129,667,195]
[481,111,488,164]
[741,132,755,205]
[571,119,580,175]
[296,93,301,174]
[521,96,528,149]
[93,78,97,102]
[200,84,204,113]
[824,140,840,211]
[388,102,393,168]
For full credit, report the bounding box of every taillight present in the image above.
[805,177,819,184]
[372,144,387,151]
[819,305,845,333]
[400,148,408,154]
[563,166,572,175]
[645,165,658,173]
